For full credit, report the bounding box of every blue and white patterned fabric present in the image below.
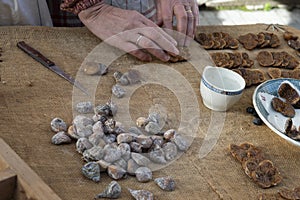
[105,0,156,19]
[0,0,53,26]
[0,0,156,26]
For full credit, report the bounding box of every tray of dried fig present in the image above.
[253,78,300,147]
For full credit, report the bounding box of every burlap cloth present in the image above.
[0,24,300,200]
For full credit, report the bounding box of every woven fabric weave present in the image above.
[1,25,300,200]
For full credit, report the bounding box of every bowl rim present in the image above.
[201,66,245,95]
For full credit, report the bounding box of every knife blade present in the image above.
[17,41,90,96]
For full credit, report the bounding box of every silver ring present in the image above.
[136,35,143,46]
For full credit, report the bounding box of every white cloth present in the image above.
[0,0,53,26]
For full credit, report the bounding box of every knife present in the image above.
[17,41,90,96]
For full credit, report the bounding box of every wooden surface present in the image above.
[0,138,62,200]
[0,25,300,200]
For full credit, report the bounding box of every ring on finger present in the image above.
[184,4,191,10]
[184,5,193,13]
[136,35,143,46]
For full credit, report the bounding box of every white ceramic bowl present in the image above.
[200,66,246,111]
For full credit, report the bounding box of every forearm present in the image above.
[60,0,103,14]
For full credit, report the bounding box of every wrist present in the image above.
[60,0,104,14]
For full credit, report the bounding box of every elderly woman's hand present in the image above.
[78,2,179,62]
[155,0,199,46]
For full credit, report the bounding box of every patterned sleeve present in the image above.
[60,0,103,14]
[60,0,157,19]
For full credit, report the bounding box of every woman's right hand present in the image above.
[155,0,199,46]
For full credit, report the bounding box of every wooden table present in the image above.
[0,24,300,200]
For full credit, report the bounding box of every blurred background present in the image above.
[197,0,300,29]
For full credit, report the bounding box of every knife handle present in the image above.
[17,41,55,67]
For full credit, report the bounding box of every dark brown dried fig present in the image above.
[258,192,284,200]
[272,52,284,67]
[283,31,298,41]
[267,68,282,79]
[279,187,300,200]
[257,51,275,67]
[271,97,295,118]
[270,34,281,48]
[281,68,300,79]
[233,68,265,87]
[229,143,263,163]
[251,160,282,188]
[278,83,300,105]
[283,53,299,69]
[238,33,258,50]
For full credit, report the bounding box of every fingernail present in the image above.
[172,40,177,46]
[173,47,179,55]
[164,54,170,62]
[144,55,152,62]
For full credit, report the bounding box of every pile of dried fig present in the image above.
[210,52,253,68]
[257,51,299,69]
[238,32,280,50]
[268,68,300,79]
[258,186,300,200]
[195,32,239,50]
[233,68,266,87]
[229,142,282,188]
[271,82,300,119]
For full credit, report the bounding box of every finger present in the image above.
[137,35,171,62]
[118,19,176,48]
[192,1,200,26]
[129,49,153,62]
[162,27,179,53]
[130,17,178,54]
[140,28,179,55]
[174,4,188,46]
[106,36,152,62]
[184,9,194,46]
[141,19,178,47]
[191,1,200,34]
[160,4,174,30]
[155,0,163,26]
